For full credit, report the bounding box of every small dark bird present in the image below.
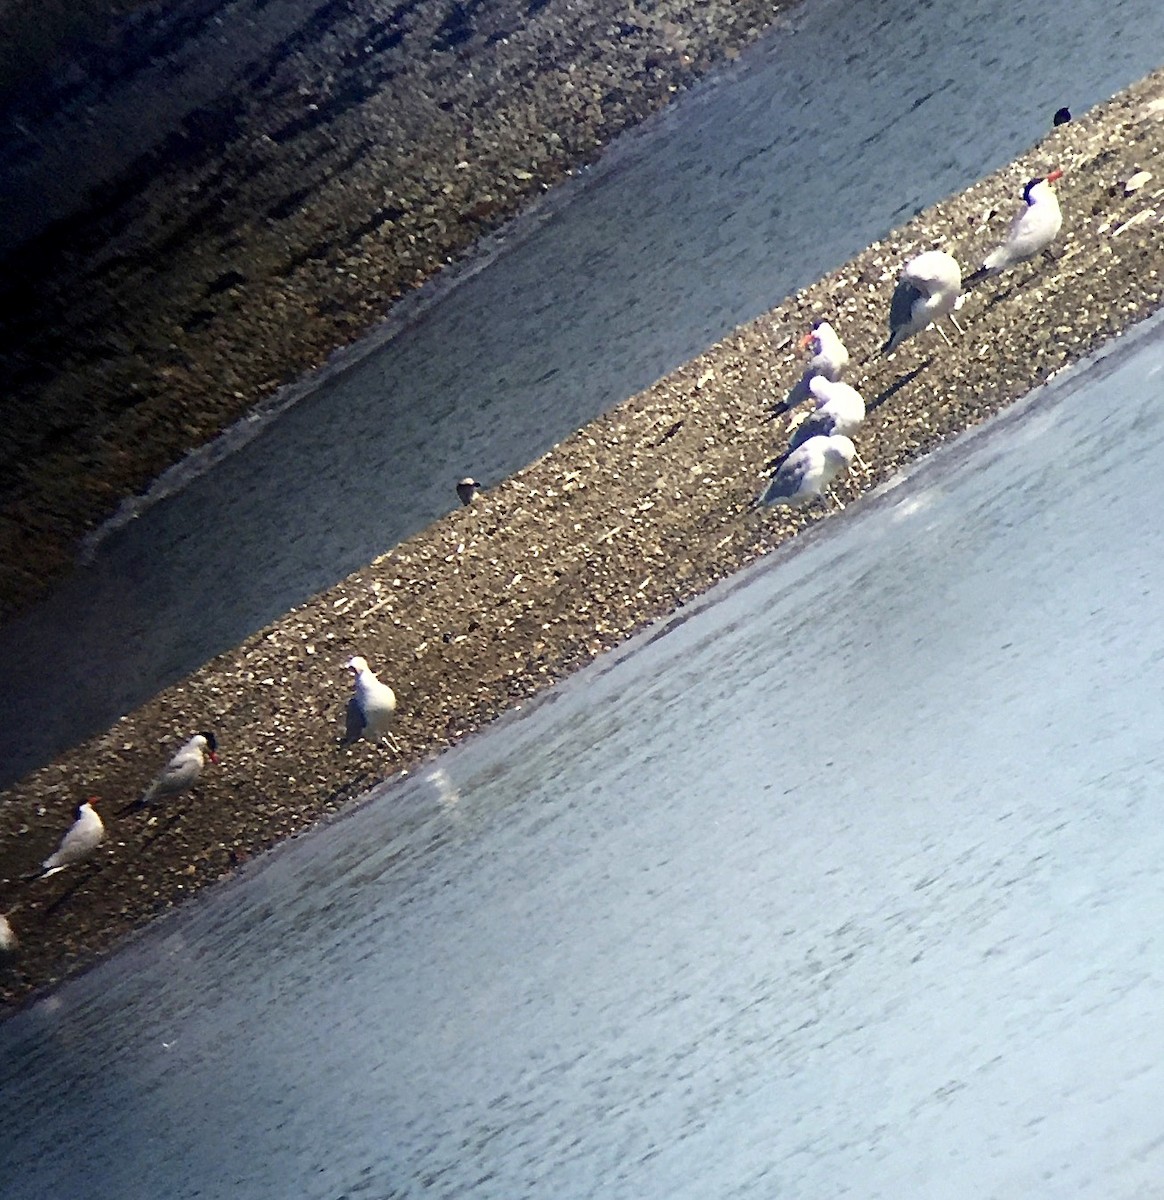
[456,478,481,506]
[1053,107,1072,127]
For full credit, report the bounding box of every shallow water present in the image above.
[2,0,1163,784]
[3,315,1164,1196]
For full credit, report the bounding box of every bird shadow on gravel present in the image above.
[869,362,930,412]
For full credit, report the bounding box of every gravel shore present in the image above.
[0,0,793,621]
[2,68,1163,1010]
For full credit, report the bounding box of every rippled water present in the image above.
[2,0,1163,785]
[3,315,1164,1196]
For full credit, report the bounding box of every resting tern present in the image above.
[968,169,1064,280]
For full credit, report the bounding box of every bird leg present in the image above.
[948,314,966,335]
[381,732,402,754]
[934,323,953,347]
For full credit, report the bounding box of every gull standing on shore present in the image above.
[788,376,866,451]
[882,250,963,355]
[36,799,105,878]
[758,434,856,508]
[342,656,400,752]
[968,169,1064,280]
[119,733,219,814]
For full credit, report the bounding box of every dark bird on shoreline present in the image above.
[966,169,1064,282]
[118,733,218,815]
[456,478,481,506]
[882,250,963,355]
[1053,106,1072,126]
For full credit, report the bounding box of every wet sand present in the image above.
[2,70,1163,1010]
[0,0,792,622]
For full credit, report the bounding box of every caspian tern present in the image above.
[781,320,849,409]
[801,321,849,381]
[968,169,1064,280]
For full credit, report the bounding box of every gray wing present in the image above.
[343,696,366,744]
[787,411,834,452]
[887,279,923,336]
[760,449,812,506]
[780,369,813,412]
[143,754,200,804]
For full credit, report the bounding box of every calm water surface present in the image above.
[3,316,1164,1196]
[1,0,1162,783]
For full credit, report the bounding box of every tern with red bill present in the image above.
[969,169,1064,280]
[781,320,850,409]
[800,321,849,381]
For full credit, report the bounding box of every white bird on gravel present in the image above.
[342,656,400,752]
[801,321,849,380]
[758,434,857,509]
[0,912,18,955]
[788,376,866,451]
[968,169,1064,280]
[119,733,219,814]
[38,799,105,878]
[782,320,850,409]
[882,250,964,355]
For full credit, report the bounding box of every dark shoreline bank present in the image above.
[0,0,797,621]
